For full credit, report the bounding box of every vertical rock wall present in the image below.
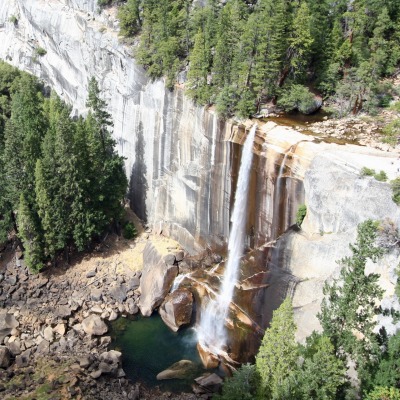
[0,0,303,254]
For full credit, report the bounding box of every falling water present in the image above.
[171,274,188,293]
[272,147,292,238]
[198,124,257,355]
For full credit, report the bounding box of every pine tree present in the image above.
[256,297,298,399]
[17,194,44,272]
[288,2,314,80]
[294,333,347,399]
[86,78,127,232]
[318,219,385,392]
[187,28,210,104]
[214,364,259,400]
[118,0,141,37]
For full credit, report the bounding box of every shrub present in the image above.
[296,204,307,227]
[374,170,388,182]
[35,47,47,57]
[360,168,387,182]
[365,386,400,400]
[382,119,400,147]
[361,167,376,177]
[122,221,137,239]
[277,85,317,114]
[9,15,18,25]
[391,177,400,205]
[98,0,113,7]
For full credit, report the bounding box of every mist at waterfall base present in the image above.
[198,124,257,356]
[110,315,205,392]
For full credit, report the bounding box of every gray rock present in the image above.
[90,305,103,314]
[5,275,17,286]
[127,385,140,400]
[79,356,92,369]
[159,288,193,332]
[82,315,108,336]
[163,254,176,265]
[195,373,223,393]
[86,269,97,278]
[43,326,53,342]
[53,323,66,337]
[55,306,72,318]
[98,361,113,374]
[0,346,11,368]
[100,336,111,347]
[36,339,50,355]
[125,298,138,315]
[109,284,127,303]
[139,243,179,316]
[100,350,122,365]
[98,350,121,375]
[126,277,140,291]
[0,312,19,343]
[117,368,126,378]
[6,341,21,356]
[174,251,185,262]
[90,288,103,302]
[15,348,31,368]
[90,370,102,379]
[156,360,196,380]
[108,310,118,321]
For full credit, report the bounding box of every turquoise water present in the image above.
[110,315,205,392]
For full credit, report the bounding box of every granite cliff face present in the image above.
[0,0,399,348]
[0,0,306,254]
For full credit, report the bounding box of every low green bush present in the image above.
[35,47,47,57]
[391,177,400,205]
[382,119,400,147]
[122,221,137,239]
[360,167,388,182]
[374,170,388,182]
[360,167,375,176]
[277,85,316,114]
[9,15,18,25]
[296,204,307,227]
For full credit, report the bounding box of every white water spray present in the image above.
[198,124,257,355]
[171,273,188,292]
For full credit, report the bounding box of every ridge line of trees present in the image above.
[101,0,400,118]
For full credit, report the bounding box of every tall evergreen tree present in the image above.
[256,297,298,399]
[187,28,210,104]
[318,219,385,393]
[17,193,44,272]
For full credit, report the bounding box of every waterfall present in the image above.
[171,274,188,293]
[198,124,257,355]
[272,147,292,238]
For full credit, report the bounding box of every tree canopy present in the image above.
[0,61,127,271]
[113,0,400,117]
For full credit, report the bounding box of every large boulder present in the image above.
[0,346,11,368]
[194,373,223,393]
[138,242,178,316]
[156,359,196,380]
[159,288,193,332]
[98,350,122,375]
[0,312,19,343]
[82,315,108,336]
[197,342,219,369]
